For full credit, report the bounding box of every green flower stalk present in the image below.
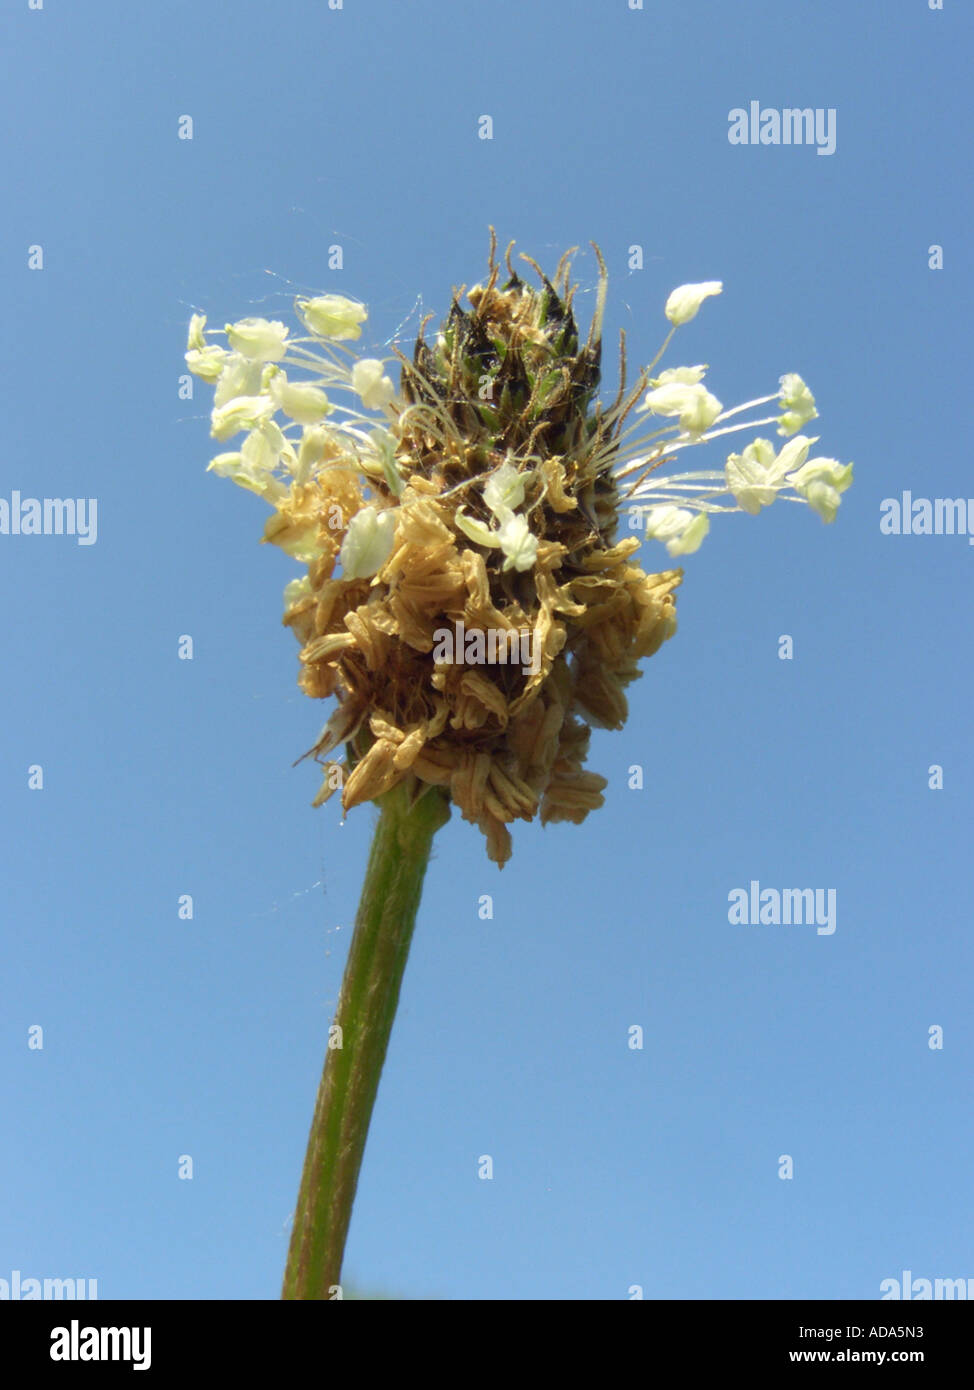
[280,778,449,1299]
[187,233,851,1297]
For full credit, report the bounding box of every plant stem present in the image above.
[281,778,450,1299]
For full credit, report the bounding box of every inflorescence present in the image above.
[187,234,852,863]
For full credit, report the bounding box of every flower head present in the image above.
[189,236,849,863]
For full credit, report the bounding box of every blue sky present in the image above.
[2,0,971,1300]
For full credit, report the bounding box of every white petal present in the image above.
[241,420,286,472]
[777,373,818,436]
[484,462,527,517]
[664,281,723,326]
[497,512,538,572]
[187,313,207,352]
[642,504,709,555]
[297,295,368,341]
[725,438,782,514]
[455,509,501,548]
[185,344,230,382]
[651,364,708,387]
[225,317,289,362]
[666,512,709,555]
[269,372,332,424]
[775,434,817,476]
[643,383,722,437]
[352,359,396,410]
[339,506,397,580]
[206,450,286,501]
[283,575,313,610]
[213,354,264,408]
[210,394,275,440]
[643,504,693,541]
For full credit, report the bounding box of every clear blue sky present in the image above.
[2,0,971,1300]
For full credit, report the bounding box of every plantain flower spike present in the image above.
[188,234,851,864]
